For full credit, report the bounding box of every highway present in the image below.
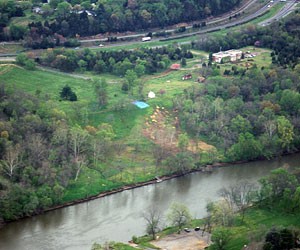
[78,0,298,48]
[259,0,298,26]
[0,0,298,56]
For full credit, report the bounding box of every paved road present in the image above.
[79,0,261,43]
[0,0,297,57]
[259,0,298,26]
[79,0,296,49]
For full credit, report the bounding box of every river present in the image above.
[0,153,299,250]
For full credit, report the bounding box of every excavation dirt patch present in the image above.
[143,106,215,153]
[151,230,211,250]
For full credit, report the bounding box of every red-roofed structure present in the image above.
[170,63,181,70]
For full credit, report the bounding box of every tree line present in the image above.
[0,0,241,42]
[35,45,193,75]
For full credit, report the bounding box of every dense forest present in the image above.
[0,0,241,43]
[174,65,300,161]
[0,84,121,221]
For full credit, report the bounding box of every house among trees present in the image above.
[182,74,192,80]
[212,49,242,63]
[170,63,181,70]
[197,76,206,83]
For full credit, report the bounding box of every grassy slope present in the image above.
[0,60,199,202]
[225,208,300,250]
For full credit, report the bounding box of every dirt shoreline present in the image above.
[0,152,295,229]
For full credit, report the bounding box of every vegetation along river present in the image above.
[0,153,299,250]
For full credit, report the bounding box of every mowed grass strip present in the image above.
[0,64,94,100]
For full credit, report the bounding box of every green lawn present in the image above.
[225,207,300,250]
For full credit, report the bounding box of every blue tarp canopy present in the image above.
[132,101,149,109]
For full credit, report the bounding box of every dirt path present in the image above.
[151,230,211,250]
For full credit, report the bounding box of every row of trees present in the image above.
[0,0,241,43]
[173,65,300,161]
[37,45,193,75]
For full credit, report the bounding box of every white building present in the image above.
[212,49,243,63]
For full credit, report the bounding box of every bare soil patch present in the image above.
[151,231,211,250]
[143,106,215,153]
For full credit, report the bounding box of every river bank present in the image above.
[0,151,298,230]
[1,153,299,250]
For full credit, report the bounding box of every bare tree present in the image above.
[69,126,90,181]
[74,154,87,182]
[143,207,161,240]
[0,143,22,179]
[218,181,257,221]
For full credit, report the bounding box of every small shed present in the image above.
[148,91,156,99]
[182,74,192,80]
[170,64,181,70]
[197,76,206,83]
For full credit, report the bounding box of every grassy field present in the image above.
[226,207,300,250]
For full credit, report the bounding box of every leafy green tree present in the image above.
[230,115,252,135]
[9,24,26,40]
[165,151,194,174]
[178,133,189,152]
[94,79,108,107]
[209,200,235,227]
[277,116,294,152]
[143,207,161,240]
[16,53,36,70]
[181,57,186,67]
[134,63,145,77]
[227,132,262,161]
[60,85,77,101]
[211,227,232,250]
[264,227,296,250]
[77,59,87,72]
[258,168,298,209]
[125,69,137,94]
[167,202,192,233]
[56,1,71,18]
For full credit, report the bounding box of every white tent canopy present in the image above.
[148,91,156,98]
